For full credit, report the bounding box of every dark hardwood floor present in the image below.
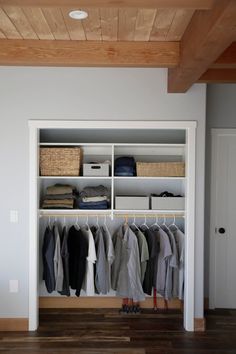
[1,308,236,353]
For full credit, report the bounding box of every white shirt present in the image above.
[82,226,97,296]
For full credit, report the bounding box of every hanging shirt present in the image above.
[102,225,115,292]
[91,226,108,294]
[130,226,149,283]
[161,225,178,300]
[141,227,159,295]
[54,224,64,292]
[171,227,185,300]
[68,225,88,297]
[42,225,56,293]
[82,226,97,296]
[112,225,145,302]
[155,227,172,298]
[59,225,70,297]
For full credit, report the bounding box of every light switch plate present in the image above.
[9,280,19,293]
[10,210,18,223]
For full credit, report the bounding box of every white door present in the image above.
[210,129,236,308]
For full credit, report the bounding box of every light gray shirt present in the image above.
[112,225,145,302]
[161,225,178,300]
[102,225,115,292]
[155,227,172,298]
[53,224,64,292]
[171,227,185,300]
[93,226,109,294]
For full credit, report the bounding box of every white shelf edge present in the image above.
[39,176,112,179]
[39,209,111,215]
[39,142,186,147]
[113,176,186,180]
[113,209,185,213]
[39,143,113,146]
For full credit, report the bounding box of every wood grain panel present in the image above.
[0,7,21,39]
[100,8,118,41]
[22,7,54,40]
[42,7,69,40]
[0,29,6,38]
[0,318,28,331]
[3,6,37,39]
[118,8,137,41]
[194,317,206,331]
[82,8,102,41]
[39,296,182,309]
[198,68,236,83]
[168,0,236,92]
[0,1,216,9]
[0,39,179,67]
[134,9,156,41]
[150,9,176,41]
[166,9,194,41]
[212,42,236,69]
[61,7,86,40]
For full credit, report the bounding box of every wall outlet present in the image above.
[9,280,19,293]
[10,210,18,223]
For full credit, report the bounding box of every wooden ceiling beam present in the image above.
[0,39,179,67]
[198,69,236,83]
[211,42,236,69]
[168,0,236,93]
[0,0,215,9]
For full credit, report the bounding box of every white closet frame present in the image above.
[29,120,196,332]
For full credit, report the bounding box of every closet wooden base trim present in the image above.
[0,318,28,331]
[194,318,206,332]
[39,296,182,309]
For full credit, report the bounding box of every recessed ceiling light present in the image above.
[69,10,88,20]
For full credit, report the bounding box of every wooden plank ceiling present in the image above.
[0,0,235,92]
[0,6,195,41]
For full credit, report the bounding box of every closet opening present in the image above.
[29,120,196,332]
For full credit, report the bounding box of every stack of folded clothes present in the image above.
[115,156,136,176]
[42,184,76,209]
[78,185,110,209]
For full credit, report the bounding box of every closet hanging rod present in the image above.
[114,214,185,218]
[39,213,185,218]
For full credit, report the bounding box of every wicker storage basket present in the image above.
[40,147,81,176]
[136,162,185,177]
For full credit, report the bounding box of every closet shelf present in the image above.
[39,176,112,179]
[113,176,186,180]
[113,209,185,214]
[39,209,111,216]
[40,143,185,147]
[39,209,185,217]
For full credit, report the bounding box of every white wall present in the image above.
[205,84,236,295]
[0,67,206,318]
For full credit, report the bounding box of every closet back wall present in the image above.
[0,68,206,319]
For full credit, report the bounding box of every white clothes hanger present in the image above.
[75,215,80,230]
[131,215,139,231]
[151,214,160,228]
[162,215,167,227]
[96,215,99,228]
[85,215,89,228]
[140,215,149,229]
[169,215,178,229]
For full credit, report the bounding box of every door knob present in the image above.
[218,228,226,234]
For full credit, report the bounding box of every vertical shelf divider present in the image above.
[111,144,114,220]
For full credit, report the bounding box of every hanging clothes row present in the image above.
[42,217,114,297]
[42,216,185,302]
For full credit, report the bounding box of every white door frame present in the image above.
[209,129,236,309]
[29,120,197,331]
